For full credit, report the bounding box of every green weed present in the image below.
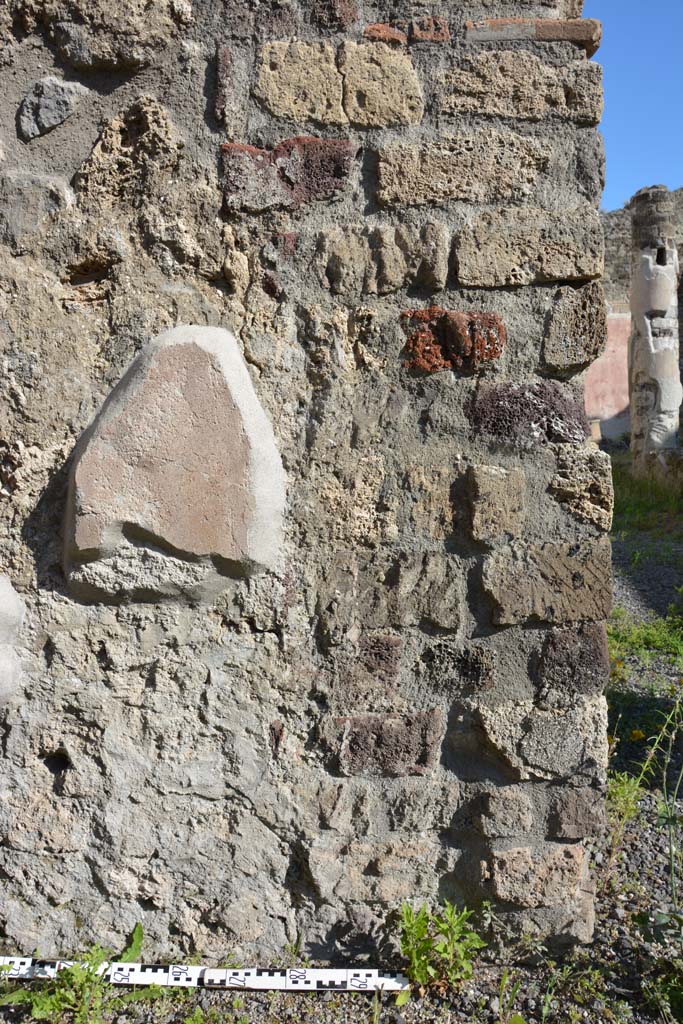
[658,691,683,913]
[611,458,683,539]
[496,969,528,1024]
[0,946,112,1024]
[605,685,683,1024]
[539,961,564,1024]
[607,606,683,669]
[395,900,486,1005]
[280,932,311,968]
[370,988,383,1024]
[643,957,683,1024]
[182,1008,205,1024]
[607,770,644,828]
[123,921,144,962]
[511,932,548,966]
[0,922,182,1024]
[524,953,610,1024]
[605,695,681,883]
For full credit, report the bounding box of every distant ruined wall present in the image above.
[628,187,682,473]
[603,188,683,308]
[0,0,611,960]
[596,191,683,442]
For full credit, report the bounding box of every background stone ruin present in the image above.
[0,0,612,960]
[628,186,682,477]
[603,189,683,311]
[588,189,683,443]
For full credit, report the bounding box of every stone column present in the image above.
[629,185,682,476]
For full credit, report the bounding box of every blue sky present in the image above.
[583,0,683,211]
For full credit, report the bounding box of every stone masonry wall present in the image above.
[0,0,611,960]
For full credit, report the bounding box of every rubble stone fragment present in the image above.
[482,540,612,625]
[548,788,606,839]
[221,137,356,212]
[470,380,588,447]
[456,206,604,287]
[341,42,424,126]
[543,281,607,372]
[440,52,602,124]
[323,708,445,777]
[376,131,549,207]
[476,788,534,838]
[550,444,614,530]
[254,42,345,123]
[487,844,588,908]
[401,308,506,374]
[468,465,525,541]
[537,623,610,699]
[18,76,90,140]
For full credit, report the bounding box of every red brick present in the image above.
[401,308,506,375]
[221,136,356,212]
[409,16,450,43]
[465,18,602,57]
[363,22,408,45]
[536,18,602,54]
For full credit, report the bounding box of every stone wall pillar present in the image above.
[0,0,611,960]
[629,185,682,475]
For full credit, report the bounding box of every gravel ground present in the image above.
[612,535,683,623]
[3,530,683,1024]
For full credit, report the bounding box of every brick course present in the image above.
[465,17,602,56]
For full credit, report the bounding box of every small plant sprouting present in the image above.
[370,988,383,1024]
[397,904,432,993]
[604,695,682,883]
[0,945,112,1024]
[182,1008,205,1024]
[497,969,528,1024]
[121,921,144,963]
[395,900,486,1005]
[281,931,312,968]
[0,922,150,1024]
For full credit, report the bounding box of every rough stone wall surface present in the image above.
[0,0,611,961]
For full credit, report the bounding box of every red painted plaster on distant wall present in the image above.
[584,313,630,438]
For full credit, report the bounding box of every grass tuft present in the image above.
[611,456,683,539]
[607,606,683,669]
